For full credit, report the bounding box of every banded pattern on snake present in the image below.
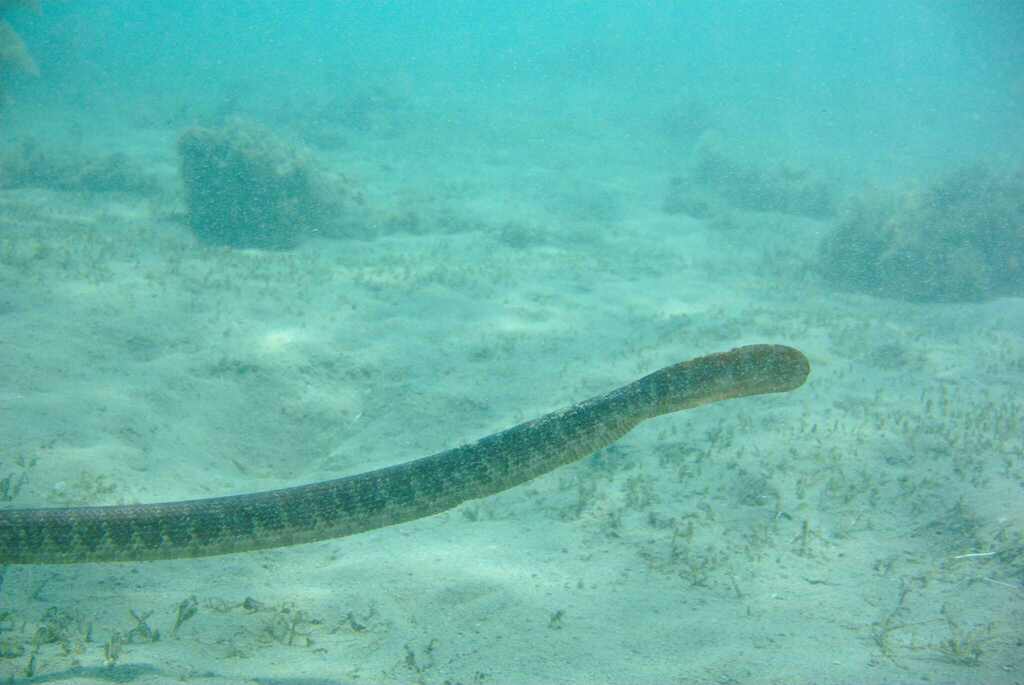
[0,344,809,564]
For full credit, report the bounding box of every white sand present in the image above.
[1,111,1022,685]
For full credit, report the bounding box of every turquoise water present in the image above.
[1,2,1022,683]
[16,2,1023,173]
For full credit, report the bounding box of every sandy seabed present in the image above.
[1,111,1022,685]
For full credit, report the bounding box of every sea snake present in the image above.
[0,344,809,564]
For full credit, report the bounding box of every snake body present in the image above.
[0,344,809,564]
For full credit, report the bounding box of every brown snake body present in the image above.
[0,344,809,564]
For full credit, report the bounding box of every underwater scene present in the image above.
[1,1,1022,683]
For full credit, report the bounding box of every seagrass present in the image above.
[0,344,809,564]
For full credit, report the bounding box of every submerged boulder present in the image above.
[178,120,325,250]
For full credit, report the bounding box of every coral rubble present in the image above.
[0,140,160,194]
[819,164,1024,302]
[664,133,837,221]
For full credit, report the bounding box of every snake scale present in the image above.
[0,344,809,564]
